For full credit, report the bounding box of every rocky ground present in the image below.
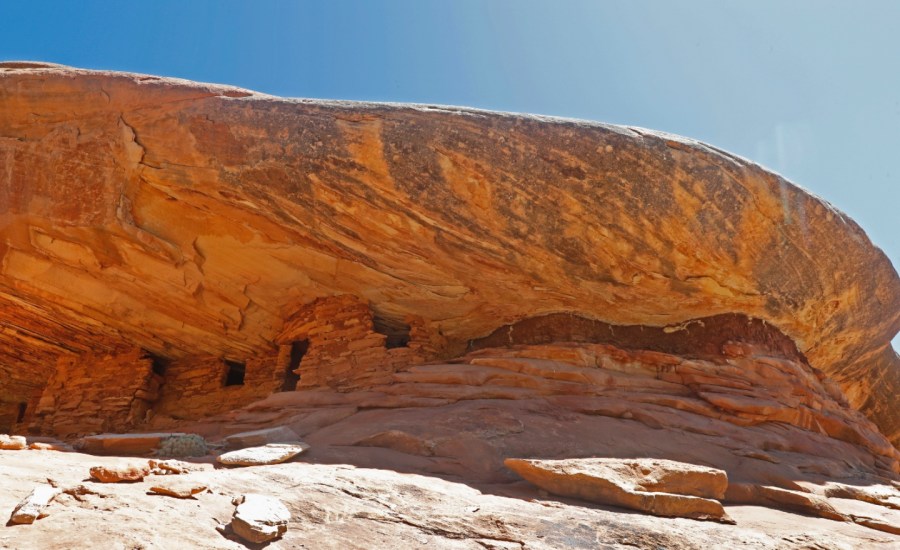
[1,447,898,550]
[2,343,899,549]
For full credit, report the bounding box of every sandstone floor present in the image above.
[3,343,900,549]
[1,447,898,550]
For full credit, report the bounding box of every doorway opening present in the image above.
[373,315,411,349]
[282,339,308,391]
[143,350,171,377]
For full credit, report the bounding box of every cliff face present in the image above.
[0,62,898,444]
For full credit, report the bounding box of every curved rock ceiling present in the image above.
[0,63,898,444]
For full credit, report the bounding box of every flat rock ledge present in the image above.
[505,457,733,523]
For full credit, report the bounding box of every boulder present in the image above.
[217,443,309,467]
[0,434,27,450]
[8,485,60,524]
[505,457,732,523]
[229,494,291,544]
[89,462,151,483]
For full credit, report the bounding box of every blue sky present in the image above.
[2,1,898,345]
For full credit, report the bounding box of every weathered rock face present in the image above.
[1,340,899,547]
[0,63,898,445]
[504,458,732,522]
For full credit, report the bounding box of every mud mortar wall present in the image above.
[20,294,447,436]
[27,348,158,436]
[276,294,444,391]
[150,353,282,420]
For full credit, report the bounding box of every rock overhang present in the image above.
[0,63,898,443]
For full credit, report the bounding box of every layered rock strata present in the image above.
[145,341,900,536]
[0,63,897,445]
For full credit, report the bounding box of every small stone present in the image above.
[0,434,27,450]
[230,494,291,543]
[148,459,207,475]
[89,463,151,483]
[149,481,208,499]
[217,442,309,467]
[61,485,103,502]
[9,485,60,524]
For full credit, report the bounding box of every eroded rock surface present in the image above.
[145,342,899,538]
[504,458,732,522]
[0,63,897,444]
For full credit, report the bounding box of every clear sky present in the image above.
[2,1,898,346]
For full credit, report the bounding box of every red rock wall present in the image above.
[276,295,444,391]
[27,348,160,436]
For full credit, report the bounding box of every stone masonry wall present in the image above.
[28,348,160,436]
[276,294,445,390]
[1,363,53,433]
[150,352,282,420]
[21,295,445,434]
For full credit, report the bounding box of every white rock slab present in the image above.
[216,442,309,467]
[9,485,61,524]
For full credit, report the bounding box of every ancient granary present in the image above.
[16,294,444,435]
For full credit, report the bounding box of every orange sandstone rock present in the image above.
[89,462,151,483]
[505,457,733,523]
[0,64,897,446]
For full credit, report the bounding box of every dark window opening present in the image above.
[143,350,171,377]
[281,340,307,392]
[224,359,246,386]
[15,402,27,424]
[373,315,411,349]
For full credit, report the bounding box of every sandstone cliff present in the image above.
[1,62,897,444]
[1,62,900,547]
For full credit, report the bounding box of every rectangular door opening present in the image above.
[282,339,307,392]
